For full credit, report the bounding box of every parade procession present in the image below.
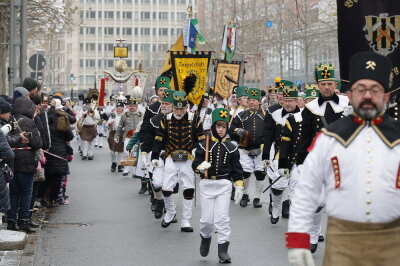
[0,0,400,265]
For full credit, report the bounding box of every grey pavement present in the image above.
[34,140,326,266]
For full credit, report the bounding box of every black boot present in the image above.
[270,215,279,224]
[148,182,153,196]
[18,220,36,234]
[138,181,148,194]
[218,241,231,263]
[318,235,325,242]
[282,199,290,218]
[154,199,164,219]
[7,219,18,231]
[118,165,123,172]
[161,214,176,228]
[200,235,212,257]
[253,198,262,208]
[239,194,249,207]
[111,162,117,172]
[311,243,318,253]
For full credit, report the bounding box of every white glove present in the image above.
[191,105,198,112]
[197,161,211,173]
[234,185,244,205]
[288,248,315,266]
[278,168,289,177]
[152,159,159,168]
[235,128,245,137]
[263,160,270,169]
[141,153,148,166]
[132,144,139,154]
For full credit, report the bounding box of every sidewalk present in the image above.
[0,207,47,266]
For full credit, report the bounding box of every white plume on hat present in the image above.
[131,86,143,99]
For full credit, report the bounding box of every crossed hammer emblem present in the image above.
[366,61,376,70]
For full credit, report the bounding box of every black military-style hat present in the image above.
[78,94,84,100]
[83,98,92,104]
[349,51,393,92]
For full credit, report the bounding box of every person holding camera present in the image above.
[7,96,42,233]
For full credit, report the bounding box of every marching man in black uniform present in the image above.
[151,91,205,232]
[192,108,244,263]
[263,81,300,224]
[140,89,174,219]
[286,51,400,266]
[230,88,267,208]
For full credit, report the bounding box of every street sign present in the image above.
[29,54,46,71]
[265,21,273,28]
[295,80,303,86]
[31,71,43,80]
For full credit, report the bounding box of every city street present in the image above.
[34,140,326,266]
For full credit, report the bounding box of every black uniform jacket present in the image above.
[192,136,243,183]
[151,112,205,160]
[229,108,267,150]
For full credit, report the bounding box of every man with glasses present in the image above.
[286,51,400,265]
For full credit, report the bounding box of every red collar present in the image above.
[353,115,384,125]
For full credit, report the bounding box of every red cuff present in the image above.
[285,232,310,249]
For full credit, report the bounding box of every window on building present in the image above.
[123,11,132,19]
[105,11,114,19]
[153,12,157,20]
[86,27,96,35]
[104,27,114,35]
[116,11,120,19]
[159,28,168,36]
[134,28,138,35]
[98,44,102,51]
[123,0,133,3]
[177,0,186,4]
[80,43,84,51]
[170,12,175,20]
[177,12,186,20]
[141,44,150,52]
[141,12,150,20]
[80,59,84,68]
[86,59,96,67]
[158,43,168,52]
[126,60,132,67]
[98,11,102,18]
[106,59,114,67]
[105,43,114,51]
[86,11,96,18]
[153,28,156,35]
[80,11,84,19]
[126,44,132,51]
[141,0,150,3]
[116,28,120,35]
[159,12,168,20]
[86,43,96,51]
[171,28,174,35]
[98,59,103,68]
[123,27,132,35]
[134,44,138,51]
[159,0,168,3]
[141,28,150,35]
[105,0,114,3]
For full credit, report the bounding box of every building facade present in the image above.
[43,0,197,98]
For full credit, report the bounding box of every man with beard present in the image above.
[286,52,400,266]
[262,81,300,223]
[151,91,205,232]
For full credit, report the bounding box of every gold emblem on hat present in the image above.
[322,69,331,79]
[219,110,228,118]
[160,78,166,84]
[366,61,376,70]
[163,92,169,98]
[251,90,258,96]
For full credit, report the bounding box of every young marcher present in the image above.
[192,108,244,263]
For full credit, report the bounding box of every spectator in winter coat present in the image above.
[39,99,74,205]
[7,96,42,233]
[0,129,14,221]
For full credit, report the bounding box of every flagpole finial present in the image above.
[187,5,193,18]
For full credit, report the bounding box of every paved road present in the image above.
[35,140,326,266]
